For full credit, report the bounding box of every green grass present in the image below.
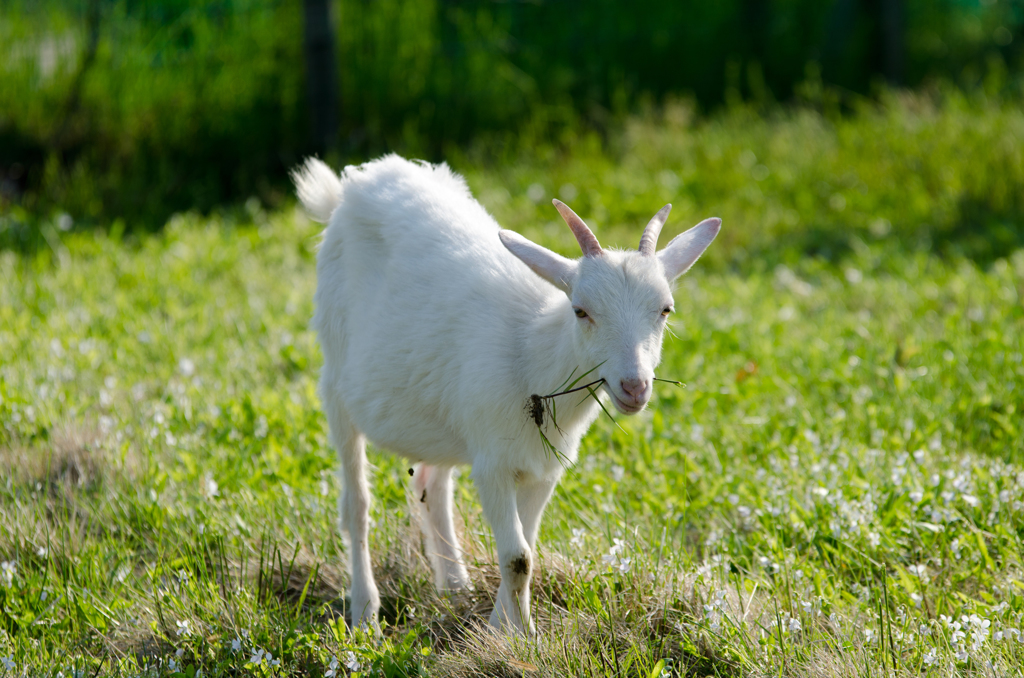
[1,102,1024,677]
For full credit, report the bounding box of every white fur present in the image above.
[293,154,720,633]
[293,157,345,223]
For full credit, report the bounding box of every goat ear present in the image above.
[499,230,576,294]
[658,217,721,280]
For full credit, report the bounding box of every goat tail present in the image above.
[292,157,344,223]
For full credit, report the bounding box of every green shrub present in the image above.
[1,0,1023,229]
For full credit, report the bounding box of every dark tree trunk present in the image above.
[741,0,768,60]
[822,0,858,82]
[54,0,101,150]
[879,0,905,85]
[303,0,338,155]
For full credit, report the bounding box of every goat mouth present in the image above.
[607,389,646,415]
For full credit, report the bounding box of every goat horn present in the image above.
[552,199,602,258]
[638,204,672,256]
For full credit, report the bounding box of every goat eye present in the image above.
[574,307,588,319]
[661,307,673,317]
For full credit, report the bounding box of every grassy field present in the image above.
[2,97,1024,677]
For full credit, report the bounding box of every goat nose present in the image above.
[620,378,648,400]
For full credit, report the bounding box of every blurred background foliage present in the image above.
[1,0,1023,251]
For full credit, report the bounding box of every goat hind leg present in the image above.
[413,464,470,591]
[327,404,379,628]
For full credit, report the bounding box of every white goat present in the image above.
[293,154,720,634]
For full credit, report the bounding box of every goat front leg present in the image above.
[472,468,534,635]
[412,464,470,591]
[517,474,559,551]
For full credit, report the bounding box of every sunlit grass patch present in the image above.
[2,136,1024,674]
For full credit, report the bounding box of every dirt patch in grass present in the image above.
[0,418,144,492]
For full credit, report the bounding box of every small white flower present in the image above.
[570,528,585,548]
[231,638,241,653]
[344,651,361,671]
[603,538,632,571]
[175,649,184,658]
[250,649,265,664]
[788,616,802,633]
[0,561,15,587]
[99,415,115,433]
[611,465,625,482]
[922,647,937,665]
[1,656,15,671]
[326,656,339,677]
